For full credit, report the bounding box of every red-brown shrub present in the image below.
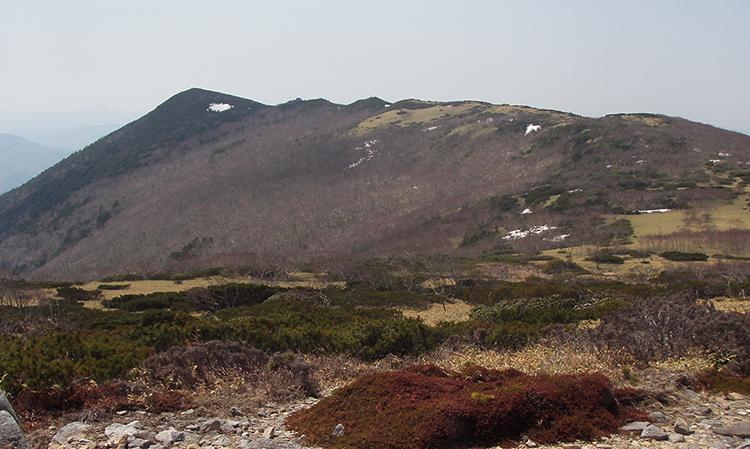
[286,364,640,449]
[13,381,193,417]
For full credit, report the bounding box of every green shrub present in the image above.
[586,250,625,265]
[98,283,131,290]
[660,251,709,262]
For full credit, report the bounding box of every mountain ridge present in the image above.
[2,88,749,280]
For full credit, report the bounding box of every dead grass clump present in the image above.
[142,340,269,389]
[142,341,319,401]
[287,364,642,449]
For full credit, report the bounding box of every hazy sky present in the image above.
[2,1,749,132]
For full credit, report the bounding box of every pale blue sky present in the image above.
[2,1,748,132]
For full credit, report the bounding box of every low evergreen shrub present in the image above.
[659,251,709,262]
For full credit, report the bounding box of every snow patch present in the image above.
[208,103,233,112]
[546,234,569,243]
[719,152,731,157]
[346,140,379,169]
[521,208,532,214]
[638,209,671,214]
[503,225,556,240]
[525,124,541,135]
[421,126,440,132]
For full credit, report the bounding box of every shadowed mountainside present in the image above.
[1,88,749,280]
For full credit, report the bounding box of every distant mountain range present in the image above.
[0,105,141,150]
[0,134,69,193]
[0,105,141,193]
[1,88,749,280]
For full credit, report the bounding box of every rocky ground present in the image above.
[18,387,749,449]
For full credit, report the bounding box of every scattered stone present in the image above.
[682,388,702,402]
[674,416,693,435]
[155,427,184,446]
[50,421,91,447]
[332,423,345,437]
[620,421,649,433]
[263,426,276,439]
[648,411,666,422]
[687,405,712,416]
[200,418,222,433]
[126,435,154,449]
[257,410,270,418]
[525,438,537,447]
[230,407,244,417]
[209,434,233,447]
[641,424,669,441]
[713,423,750,438]
[0,410,29,449]
[240,440,302,449]
[699,418,722,428]
[668,432,685,443]
[0,391,20,425]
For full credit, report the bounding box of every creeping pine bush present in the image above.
[589,294,750,374]
[287,364,643,449]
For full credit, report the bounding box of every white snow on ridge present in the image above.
[502,225,556,240]
[525,124,541,135]
[346,140,380,169]
[638,208,671,214]
[208,103,233,112]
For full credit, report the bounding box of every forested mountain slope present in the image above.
[1,88,749,280]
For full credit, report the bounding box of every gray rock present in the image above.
[155,427,185,446]
[707,442,729,449]
[51,421,91,446]
[674,416,693,435]
[679,389,702,403]
[686,405,712,416]
[230,407,244,417]
[0,391,19,426]
[620,421,649,433]
[263,426,275,439]
[126,435,154,449]
[699,418,722,428]
[332,423,345,437]
[668,432,685,443]
[0,410,29,449]
[201,418,223,433]
[641,424,669,441]
[105,421,142,444]
[713,423,750,438]
[648,411,666,422]
[240,439,302,449]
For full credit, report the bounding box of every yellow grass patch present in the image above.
[615,114,671,127]
[399,299,473,326]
